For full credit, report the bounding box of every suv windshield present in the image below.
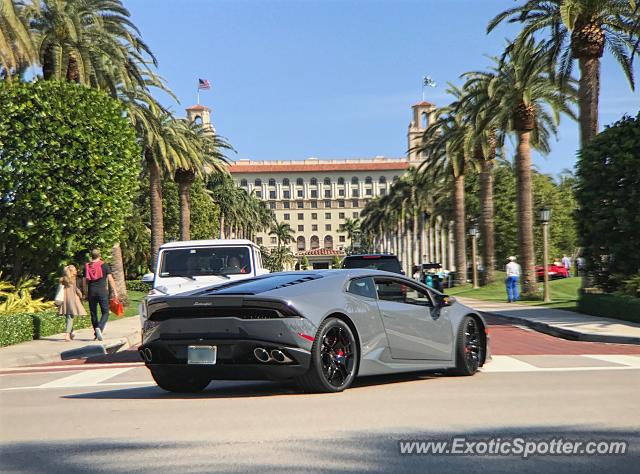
[342,255,402,273]
[159,246,252,277]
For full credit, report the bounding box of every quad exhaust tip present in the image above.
[270,349,292,364]
[253,347,292,364]
[253,347,271,363]
[139,348,153,362]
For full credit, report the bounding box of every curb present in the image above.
[482,311,640,345]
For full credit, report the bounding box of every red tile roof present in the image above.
[413,101,435,107]
[186,104,210,111]
[296,248,345,256]
[229,162,409,173]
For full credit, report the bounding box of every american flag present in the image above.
[198,78,211,90]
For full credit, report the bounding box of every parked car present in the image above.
[535,264,569,280]
[139,269,489,394]
[341,254,403,274]
[139,239,269,321]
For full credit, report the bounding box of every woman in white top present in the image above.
[57,265,87,341]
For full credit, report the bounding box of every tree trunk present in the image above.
[453,175,467,287]
[412,210,419,271]
[479,159,495,284]
[110,242,128,306]
[515,131,537,296]
[578,57,600,148]
[219,215,225,239]
[178,179,191,241]
[147,152,164,270]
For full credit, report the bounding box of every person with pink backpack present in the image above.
[82,249,119,341]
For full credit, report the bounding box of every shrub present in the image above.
[0,273,55,314]
[32,311,92,339]
[577,292,640,324]
[0,313,34,347]
[126,280,150,292]
[618,274,640,298]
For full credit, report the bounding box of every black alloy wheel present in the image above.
[452,316,483,376]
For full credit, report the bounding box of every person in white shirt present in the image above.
[561,254,571,277]
[505,256,521,302]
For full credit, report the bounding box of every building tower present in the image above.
[185,104,215,132]
[407,101,436,161]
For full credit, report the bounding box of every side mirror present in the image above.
[439,295,456,307]
[141,273,154,284]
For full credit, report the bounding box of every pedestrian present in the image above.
[576,256,586,276]
[55,265,87,342]
[82,249,118,341]
[561,254,572,277]
[505,256,521,303]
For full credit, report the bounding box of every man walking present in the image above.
[505,256,521,303]
[83,249,118,341]
[562,254,572,278]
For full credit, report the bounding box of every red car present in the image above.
[535,264,569,280]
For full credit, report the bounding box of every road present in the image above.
[1,316,639,473]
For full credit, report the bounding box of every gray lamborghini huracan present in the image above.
[139,269,489,393]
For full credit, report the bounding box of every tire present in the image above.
[451,316,484,376]
[296,317,358,393]
[150,367,210,393]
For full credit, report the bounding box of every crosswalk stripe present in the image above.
[482,355,640,373]
[582,354,640,368]
[38,367,134,388]
[481,356,539,372]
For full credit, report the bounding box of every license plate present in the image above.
[187,345,217,365]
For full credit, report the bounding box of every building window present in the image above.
[338,200,345,208]
[311,213,318,220]
[240,179,248,187]
[297,189,303,198]
[310,190,318,198]
[283,178,290,186]
[255,190,262,198]
[366,188,372,196]
[365,176,372,184]
[296,177,303,186]
[256,237,263,245]
[283,201,290,209]
[324,189,331,198]
[352,188,359,198]
[283,190,290,199]
[284,213,290,220]
[353,212,359,218]
[324,235,333,249]
[338,189,345,197]
[255,178,262,187]
[393,175,399,183]
[380,188,387,196]
[325,212,331,219]
[351,176,359,184]
[310,177,317,186]
[338,177,345,185]
[312,224,318,231]
[269,190,276,199]
[297,213,304,220]
[310,235,320,249]
[268,178,276,186]
[339,236,346,243]
[325,224,332,231]
[298,225,304,231]
[339,212,345,219]
[271,237,277,244]
[296,201,304,209]
[296,236,305,250]
[311,200,318,208]
[352,199,359,207]
[339,223,345,231]
[379,176,386,184]
[324,177,331,185]
[269,202,276,209]
[324,200,331,208]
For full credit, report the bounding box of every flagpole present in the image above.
[197,83,200,105]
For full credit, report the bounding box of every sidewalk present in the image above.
[0,316,141,369]
[457,297,640,345]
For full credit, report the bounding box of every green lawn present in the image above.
[82,290,145,320]
[446,271,581,311]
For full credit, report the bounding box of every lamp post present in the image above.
[469,223,479,289]
[540,206,552,303]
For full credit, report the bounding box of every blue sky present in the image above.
[127,0,639,177]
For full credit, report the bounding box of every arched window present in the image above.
[351,176,359,184]
[310,177,317,186]
[421,111,429,129]
[323,177,331,185]
[379,176,386,184]
[365,176,372,184]
[296,236,306,251]
[392,175,399,183]
[283,178,290,186]
[310,235,320,249]
[296,177,304,186]
[255,178,262,187]
[240,179,248,187]
[337,177,345,185]
[268,178,276,186]
[193,115,203,125]
[323,235,333,250]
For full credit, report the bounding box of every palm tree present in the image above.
[482,39,577,295]
[0,0,37,76]
[488,0,640,147]
[342,217,361,253]
[270,221,295,249]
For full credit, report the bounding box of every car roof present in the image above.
[160,239,258,249]
[343,254,398,258]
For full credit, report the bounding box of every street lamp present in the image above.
[469,223,479,289]
[540,206,552,303]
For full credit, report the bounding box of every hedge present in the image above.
[126,280,150,292]
[0,310,93,347]
[577,293,640,324]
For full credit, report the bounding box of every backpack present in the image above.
[85,261,104,281]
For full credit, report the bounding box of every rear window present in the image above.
[159,246,252,277]
[342,256,402,273]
